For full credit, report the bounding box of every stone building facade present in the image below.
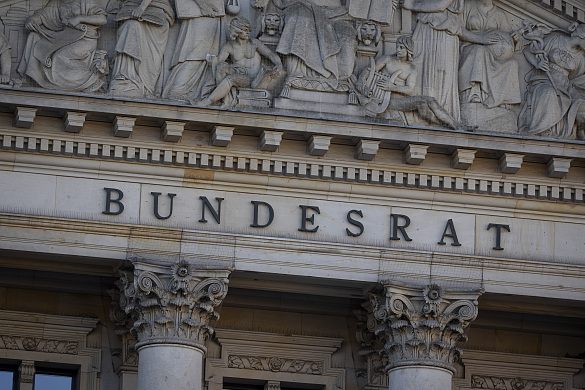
[0,0,584,389]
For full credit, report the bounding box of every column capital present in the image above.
[116,259,231,352]
[370,281,483,373]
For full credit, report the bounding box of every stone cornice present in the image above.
[0,88,584,162]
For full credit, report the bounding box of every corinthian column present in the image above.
[370,282,483,390]
[116,260,231,390]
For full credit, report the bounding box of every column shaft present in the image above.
[137,344,204,390]
[388,366,453,390]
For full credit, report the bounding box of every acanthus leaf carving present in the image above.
[366,281,482,374]
[117,260,230,350]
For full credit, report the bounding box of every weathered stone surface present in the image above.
[114,117,136,138]
[211,126,235,147]
[404,144,428,165]
[308,136,332,156]
[64,112,87,133]
[499,153,524,174]
[1,0,583,142]
[162,121,185,142]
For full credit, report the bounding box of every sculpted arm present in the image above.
[254,40,283,72]
[390,68,417,95]
[217,44,232,63]
[523,45,549,71]
[375,56,392,72]
[68,14,108,27]
[132,0,153,18]
[461,29,499,45]
[402,0,456,13]
[24,11,43,31]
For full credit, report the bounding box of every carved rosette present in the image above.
[371,282,483,373]
[117,260,230,351]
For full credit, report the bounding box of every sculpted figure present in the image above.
[256,0,357,93]
[518,23,585,140]
[0,32,11,84]
[17,0,107,92]
[357,21,381,47]
[262,12,282,37]
[162,0,227,102]
[358,36,462,129]
[197,17,282,107]
[459,0,521,108]
[109,0,175,98]
[402,0,463,121]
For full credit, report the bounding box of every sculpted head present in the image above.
[262,13,282,36]
[229,17,252,40]
[396,35,414,62]
[569,23,585,50]
[357,21,381,46]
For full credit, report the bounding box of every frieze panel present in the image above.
[0,0,583,141]
[227,355,324,375]
[470,375,564,390]
[0,335,79,354]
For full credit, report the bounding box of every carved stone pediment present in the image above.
[0,0,583,142]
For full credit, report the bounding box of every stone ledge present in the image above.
[0,88,584,161]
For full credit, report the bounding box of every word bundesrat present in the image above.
[103,188,511,251]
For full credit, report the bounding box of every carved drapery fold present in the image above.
[116,260,230,351]
[367,282,483,373]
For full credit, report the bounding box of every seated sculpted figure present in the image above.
[197,17,282,107]
[358,36,462,130]
[109,0,175,98]
[17,0,107,92]
[519,22,585,140]
[459,0,521,108]
[255,0,357,94]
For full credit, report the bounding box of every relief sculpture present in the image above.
[255,0,358,96]
[403,0,463,121]
[161,0,228,103]
[109,0,175,98]
[17,0,108,92]
[197,17,282,108]
[357,36,462,129]
[2,0,584,142]
[459,0,521,130]
[519,22,585,140]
